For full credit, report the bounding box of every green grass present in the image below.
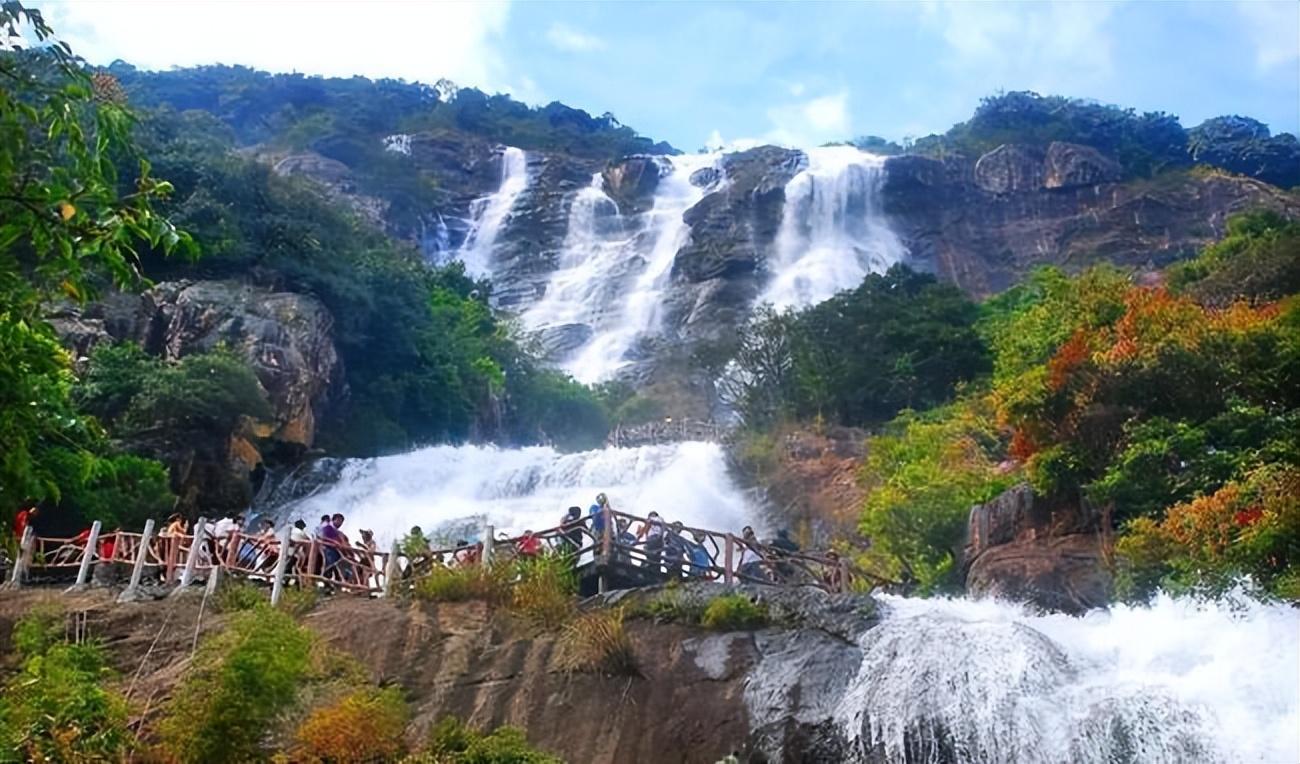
[700,594,769,630]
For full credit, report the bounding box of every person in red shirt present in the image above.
[516,530,542,558]
[13,504,38,539]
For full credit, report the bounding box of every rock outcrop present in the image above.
[51,280,344,514]
[962,484,1111,614]
[885,145,1300,295]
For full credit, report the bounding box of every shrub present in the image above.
[415,717,562,764]
[413,563,510,604]
[215,579,269,613]
[0,610,130,763]
[292,686,408,763]
[555,608,639,677]
[700,594,769,630]
[159,606,313,764]
[277,585,320,617]
[510,554,577,629]
[642,590,706,623]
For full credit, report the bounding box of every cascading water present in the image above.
[760,145,907,310]
[523,153,723,384]
[272,441,751,544]
[834,593,1299,764]
[457,146,530,278]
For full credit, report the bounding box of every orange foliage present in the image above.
[1210,300,1281,334]
[1047,328,1093,391]
[1161,483,1241,559]
[1102,287,1208,365]
[292,687,407,764]
[1008,428,1037,462]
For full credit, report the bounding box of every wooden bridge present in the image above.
[2,506,877,605]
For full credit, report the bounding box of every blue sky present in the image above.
[40,1,1300,150]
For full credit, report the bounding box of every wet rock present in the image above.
[601,155,666,215]
[962,484,1111,614]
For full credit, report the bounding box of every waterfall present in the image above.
[760,145,907,311]
[458,146,530,278]
[523,153,723,384]
[270,441,753,545]
[834,593,1299,764]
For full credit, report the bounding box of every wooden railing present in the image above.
[3,507,882,604]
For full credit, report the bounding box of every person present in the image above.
[289,519,311,575]
[211,512,244,563]
[589,492,613,543]
[52,527,92,565]
[687,531,714,578]
[13,503,38,539]
[516,530,542,558]
[560,507,584,554]
[355,529,378,586]
[663,521,689,578]
[251,518,280,572]
[614,517,637,564]
[770,528,800,582]
[160,512,189,575]
[736,526,768,582]
[636,511,666,572]
[452,539,475,567]
[319,513,347,582]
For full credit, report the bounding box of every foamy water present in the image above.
[837,592,1300,763]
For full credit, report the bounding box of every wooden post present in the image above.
[383,540,401,597]
[164,528,181,584]
[723,534,734,585]
[268,524,293,607]
[4,526,35,589]
[598,505,613,594]
[173,517,207,594]
[118,519,156,603]
[67,521,102,591]
[481,523,494,566]
[224,529,242,569]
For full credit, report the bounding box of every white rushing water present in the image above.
[458,146,530,278]
[523,152,723,384]
[277,441,752,545]
[760,145,907,310]
[837,593,1300,764]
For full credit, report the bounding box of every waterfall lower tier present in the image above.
[270,441,753,545]
[835,593,1298,764]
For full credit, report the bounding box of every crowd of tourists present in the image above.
[9,492,846,591]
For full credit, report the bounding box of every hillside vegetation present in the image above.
[733,212,1300,600]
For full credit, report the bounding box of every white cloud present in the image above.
[38,0,517,93]
[918,1,1118,95]
[1234,0,1300,72]
[763,90,851,147]
[544,22,606,53]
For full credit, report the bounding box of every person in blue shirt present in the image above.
[588,492,610,538]
[687,531,714,578]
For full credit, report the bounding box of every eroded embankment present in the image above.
[0,584,878,763]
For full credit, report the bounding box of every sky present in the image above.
[35,0,1300,151]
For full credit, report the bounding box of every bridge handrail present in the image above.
[12,505,883,598]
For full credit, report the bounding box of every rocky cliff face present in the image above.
[962,484,1112,614]
[884,145,1300,295]
[50,280,343,513]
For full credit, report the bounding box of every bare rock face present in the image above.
[1043,141,1122,189]
[973,144,1045,194]
[52,280,344,515]
[136,280,341,448]
[962,484,1111,614]
[885,152,1300,295]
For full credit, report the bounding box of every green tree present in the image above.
[0,2,191,514]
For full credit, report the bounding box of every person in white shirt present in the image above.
[736,526,768,582]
